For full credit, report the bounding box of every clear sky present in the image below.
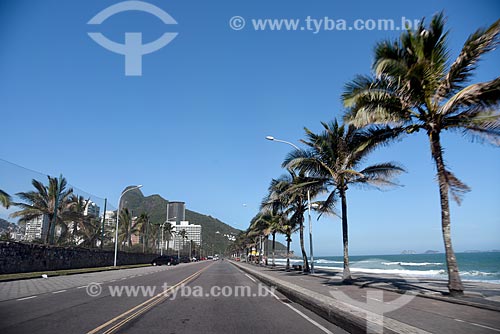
[1,0,499,256]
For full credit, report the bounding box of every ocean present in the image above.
[272,252,500,283]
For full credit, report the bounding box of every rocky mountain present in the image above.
[121,188,286,255]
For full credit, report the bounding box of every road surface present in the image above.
[0,261,346,334]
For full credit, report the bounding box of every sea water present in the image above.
[272,252,500,283]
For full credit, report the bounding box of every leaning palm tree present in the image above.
[342,14,500,295]
[285,120,405,282]
[254,212,285,267]
[0,189,11,208]
[261,175,304,271]
[11,176,73,244]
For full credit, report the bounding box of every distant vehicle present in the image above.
[213,256,219,261]
[151,255,179,266]
[207,256,213,260]
[235,257,240,262]
[180,256,191,263]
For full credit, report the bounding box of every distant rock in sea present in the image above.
[424,250,440,254]
[401,250,417,254]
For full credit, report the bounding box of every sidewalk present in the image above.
[231,261,500,334]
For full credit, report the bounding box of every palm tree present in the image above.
[163,222,175,254]
[254,212,285,267]
[77,217,103,248]
[136,213,150,253]
[261,175,305,271]
[178,229,188,255]
[284,120,405,281]
[0,189,11,208]
[118,208,140,249]
[66,195,92,245]
[11,176,73,244]
[342,14,500,295]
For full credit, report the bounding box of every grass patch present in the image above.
[0,263,151,282]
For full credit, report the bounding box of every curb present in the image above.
[232,261,431,334]
[262,264,500,313]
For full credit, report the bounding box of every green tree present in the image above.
[11,176,73,244]
[342,14,500,294]
[285,120,405,281]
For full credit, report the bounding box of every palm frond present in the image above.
[440,77,500,116]
[436,19,500,100]
[442,169,471,205]
[445,109,500,145]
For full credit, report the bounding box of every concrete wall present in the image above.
[0,241,158,274]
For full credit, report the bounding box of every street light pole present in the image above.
[266,135,314,273]
[114,185,143,267]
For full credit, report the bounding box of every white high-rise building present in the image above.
[84,201,100,217]
[24,214,49,241]
[172,221,202,251]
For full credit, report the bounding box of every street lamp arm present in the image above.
[265,136,301,151]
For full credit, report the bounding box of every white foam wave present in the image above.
[382,262,443,267]
[315,265,446,277]
[460,270,496,277]
[316,259,344,264]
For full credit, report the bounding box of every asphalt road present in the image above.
[0,261,347,334]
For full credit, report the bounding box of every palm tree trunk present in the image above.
[272,231,276,267]
[339,188,352,282]
[166,239,170,255]
[429,132,464,296]
[286,233,291,271]
[299,220,310,273]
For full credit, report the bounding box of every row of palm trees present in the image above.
[1,177,196,256]
[1,176,152,252]
[233,13,500,296]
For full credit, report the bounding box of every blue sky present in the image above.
[1,0,499,256]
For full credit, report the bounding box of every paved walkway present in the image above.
[233,261,500,333]
[0,265,175,302]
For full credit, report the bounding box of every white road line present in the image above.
[245,274,257,283]
[77,286,87,289]
[52,290,67,294]
[17,296,37,301]
[454,318,500,332]
[265,287,334,334]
